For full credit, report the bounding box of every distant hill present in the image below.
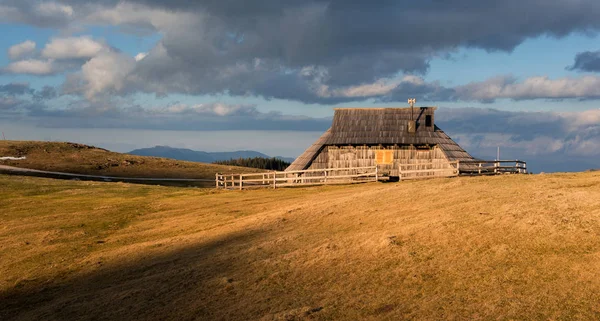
[128,146,295,164]
[128,146,217,163]
[0,141,262,183]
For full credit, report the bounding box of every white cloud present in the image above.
[317,78,400,98]
[79,51,135,100]
[163,103,258,116]
[316,75,447,101]
[8,40,36,60]
[456,75,600,101]
[568,137,600,156]
[35,2,73,18]
[195,103,256,116]
[5,59,53,75]
[83,2,195,32]
[134,52,147,62]
[42,36,105,59]
[329,74,600,103]
[559,109,600,128]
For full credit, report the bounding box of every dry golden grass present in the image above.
[0,140,261,180]
[1,171,600,320]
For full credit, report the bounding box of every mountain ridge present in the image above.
[128,145,295,163]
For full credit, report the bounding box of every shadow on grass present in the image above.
[0,229,270,321]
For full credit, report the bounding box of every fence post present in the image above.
[399,164,403,181]
[215,173,219,189]
[478,163,482,174]
[239,175,243,190]
[273,171,276,189]
[375,166,379,182]
[456,161,460,176]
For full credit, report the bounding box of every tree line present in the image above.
[213,157,291,171]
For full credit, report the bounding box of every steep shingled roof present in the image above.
[286,107,474,171]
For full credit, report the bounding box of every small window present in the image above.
[425,115,432,127]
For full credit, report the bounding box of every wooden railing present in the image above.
[458,160,527,175]
[398,161,460,180]
[216,159,527,190]
[216,166,378,190]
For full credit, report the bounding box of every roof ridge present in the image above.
[333,107,437,110]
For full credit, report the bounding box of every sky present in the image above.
[0,0,599,172]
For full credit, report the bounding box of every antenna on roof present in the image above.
[408,98,416,121]
[407,98,417,134]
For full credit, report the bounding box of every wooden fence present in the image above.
[216,166,378,190]
[398,159,527,179]
[458,160,527,175]
[399,160,460,180]
[216,159,527,190]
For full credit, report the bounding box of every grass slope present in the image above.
[0,140,261,180]
[1,172,600,320]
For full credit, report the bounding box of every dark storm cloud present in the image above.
[22,0,598,103]
[5,1,600,103]
[568,50,600,72]
[0,83,34,96]
[0,0,74,28]
[0,83,61,116]
[33,86,58,100]
[130,0,600,101]
[0,83,59,100]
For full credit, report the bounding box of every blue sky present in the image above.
[0,1,599,172]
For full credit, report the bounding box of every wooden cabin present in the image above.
[286,107,475,178]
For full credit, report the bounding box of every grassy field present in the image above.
[0,140,261,179]
[1,172,600,320]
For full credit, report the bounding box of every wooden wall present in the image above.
[306,145,450,177]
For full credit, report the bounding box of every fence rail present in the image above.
[216,166,378,190]
[458,160,527,175]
